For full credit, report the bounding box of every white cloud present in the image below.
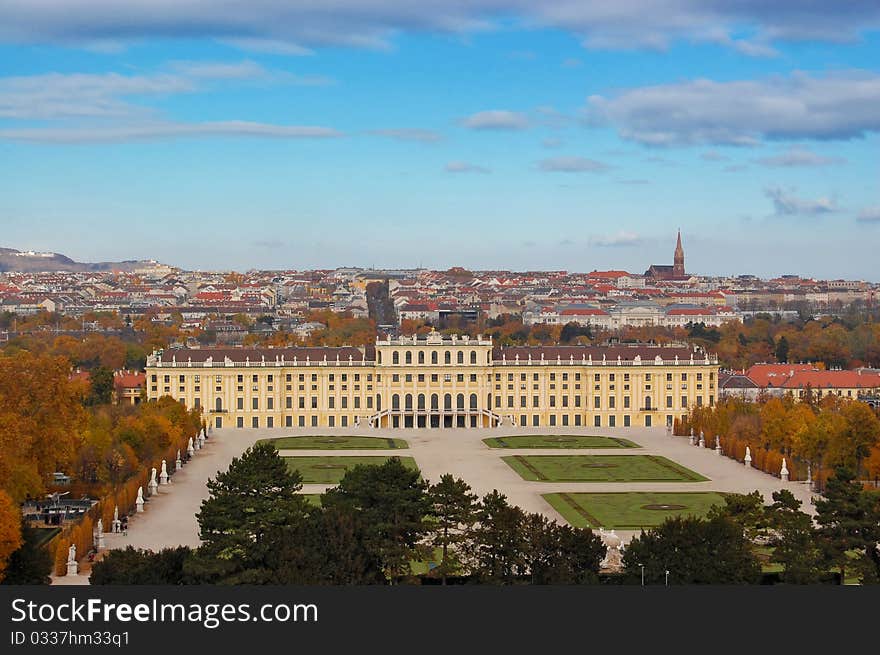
[700,150,728,161]
[764,186,838,216]
[220,38,314,56]
[0,71,194,119]
[537,156,610,173]
[857,206,880,223]
[754,147,844,167]
[1,2,877,54]
[461,110,529,131]
[0,121,342,143]
[444,161,490,174]
[589,231,644,247]
[584,71,880,145]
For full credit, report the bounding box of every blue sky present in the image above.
[0,2,878,278]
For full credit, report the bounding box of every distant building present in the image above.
[645,230,687,280]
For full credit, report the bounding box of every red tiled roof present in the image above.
[781,370,880,390]
[744,363,815,388]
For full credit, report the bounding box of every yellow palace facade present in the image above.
[145,334,719,430]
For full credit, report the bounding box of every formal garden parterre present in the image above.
[483,435,639,449]
[258,435,408,450]
[544,491,727,529]
[502,454,709,482]
[285,456,419,484]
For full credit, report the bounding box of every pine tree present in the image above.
[766,490,824,584]
[428,474,478,584]
[192,442,309,582]
[322,457,430,583]
[815,467,880,584]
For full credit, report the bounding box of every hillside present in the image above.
[0,247,161,273]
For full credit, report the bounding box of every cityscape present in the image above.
[1,2,879,643]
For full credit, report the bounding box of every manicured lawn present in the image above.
[544,492,726,529]
[284,456,419,484]
[483,435,639,449]
[259,435,408,450]
[299,493,323,507]
[502,454,709,482]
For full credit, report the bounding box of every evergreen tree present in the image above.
[191,442,309,583]
[522,513,605,585]
[775,335,790,363]
[271,506,386,585]
[766,490,824,584]
[815,467,880,584]
[470,491,528,584]
[708,491,768,542]
[427,474,478,584]
[91,546,192,585]
[322,457,430,583]
[622,515,762,584]
[85,366,115,406]
[1,518,52,585]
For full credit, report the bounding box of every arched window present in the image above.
[470,351,477,365]
[215,397,223,412]
[444,394,452,410]
[456,393,465,410]
[431,394,439,410]
[406,351,413,364]
[645,397,652,410]
[392,394,400,410]
[470,393,478,409]
[405,394,413,410]
[377,351,382,364]
[457,351,464,364]
[392,351,399,365]
[418,351,425,364]
[418,394,425,410]
[376,394,382,411]
[444,351,451,365]
[431,351,438,364]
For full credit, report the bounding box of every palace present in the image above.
[146,334,719,431]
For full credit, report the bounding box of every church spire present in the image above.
[673,230,685,277]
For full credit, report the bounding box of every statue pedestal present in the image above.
[66,561,78,576]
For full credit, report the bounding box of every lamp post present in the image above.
[665,570,670,586]
[639,563,645,587]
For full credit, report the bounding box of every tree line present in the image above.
[89,445,880,586]
[682,395,880,488]
[0,350,202,583]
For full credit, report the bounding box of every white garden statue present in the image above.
[187,437,194,457]
[159,459,169,485]
[66,543,78,576]
[744,446,752,468]
[95,518,105,549]
[148,467,158,495]
[136,486,145,512]
[781,458,789,482]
